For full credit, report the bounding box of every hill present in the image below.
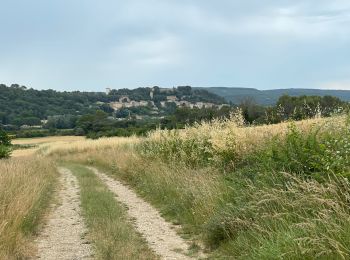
[0,84,113,127]
[0,84,225,127]
[201,87,350,105]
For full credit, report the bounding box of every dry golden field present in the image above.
[42,136,140,156]
[11,136,85,157]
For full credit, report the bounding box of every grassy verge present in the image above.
[64,163,158,260]
[0,155,58,259]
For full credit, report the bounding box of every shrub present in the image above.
[251,121,350,179]
[0,145,12,159]
[0,129,11,159]
[0,129,11,146]
[140,130,213,167]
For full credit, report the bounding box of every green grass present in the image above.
[64,163,158,260]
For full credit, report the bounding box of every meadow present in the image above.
[11,136,85,157]
[1,113,350,259]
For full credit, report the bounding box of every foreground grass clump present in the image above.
[207,172,350,259]
[0,156,57,259]
[66,164,157,260]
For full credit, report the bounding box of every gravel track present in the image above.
[35,167,92,260]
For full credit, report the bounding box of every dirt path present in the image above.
[88,166,194,260]
[35,167,92,260]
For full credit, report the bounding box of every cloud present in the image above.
[320,80,350,90]
[102,33,186,74]
[0,0,350,90]
[185,2,350,39]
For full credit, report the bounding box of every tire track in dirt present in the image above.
[88,166,195,260]
[35,167,92,260]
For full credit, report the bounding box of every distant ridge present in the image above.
[200,87,350,105]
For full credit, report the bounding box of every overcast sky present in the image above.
[0,0,349,91]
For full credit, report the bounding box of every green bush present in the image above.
[140,131,213,167]
[0,145,11,159]
[0,129,12,159]
[269,124,326,175]
[0,129,11,146]
[247,122,350,179]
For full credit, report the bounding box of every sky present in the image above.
[0,0,349,91]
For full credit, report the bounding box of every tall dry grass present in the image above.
[43,136,140,156]
[143,114,346,168]
[12,136,85,158]
[0,156,58,259]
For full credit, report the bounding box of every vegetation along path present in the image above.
[88,166,193,260]
[35,167,92,260]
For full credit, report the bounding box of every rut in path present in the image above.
[88,166,195,260]
[35,168,92,260]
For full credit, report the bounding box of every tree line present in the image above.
[73,95,348,139]
[0,84,224,128]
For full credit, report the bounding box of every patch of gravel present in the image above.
[35,167,93,260]
[88,166,193,260]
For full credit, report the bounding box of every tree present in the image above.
[276,95,347,120]
[115,109,131,118]
[239,97,265,123]
[0,129,11,159]
[0,129,11,146]
[177,86,192,95]
[76,110,110,134]
[45,115,78,129]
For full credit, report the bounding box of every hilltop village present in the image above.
[104,86,230,121]
[107,86,229,113]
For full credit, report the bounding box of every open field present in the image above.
[42,136,140,156]
[11,136,85,157]
[1,114,350,259]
